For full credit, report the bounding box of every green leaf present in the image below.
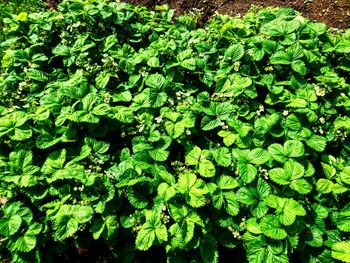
[316,179,334,194]
[285,114,302,131]
[340,168,350,185]
[53,205,93,241]
[180,58,196,70]
[290,178,312,194]
[332,241,350,262]
[177,173,208,208]
[211,147,231,167]
[149,149,169,162]
[198,159,216,178]
[185,146,201,165]
[11,234,36,252]
[136,227,155,251]
[269,168,289,185]
[332,206,350,232]
[200,235,218,263]
[249,148,270,165]
[225,44,244,62]
[217,175,238,190]
[136,211,167,250]
[0,215,22,236]
[145,73,167,90]
[291,60,307,75]
[260,215,287,240]
[284,160,304,180]
[26,68,48,82]
[0,111,32,141]
[236,187,255,205]
[41,149,66,175]
[224,192,240,216]
[284,140,305,158]
[306,135,327,152]
[147,57,160,67]
[268,144,287,163]
[112,106,134,123]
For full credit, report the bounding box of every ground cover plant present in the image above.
[0,0,350,262]
[0,0,45,44]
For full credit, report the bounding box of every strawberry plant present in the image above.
[0,0,350,262]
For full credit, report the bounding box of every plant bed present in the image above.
[0,0,350,262]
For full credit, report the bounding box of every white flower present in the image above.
[154,116,163,123]
[319,117,325,124]
[282,110,289,116]
[186,130,192,135]
[314,85,326,96]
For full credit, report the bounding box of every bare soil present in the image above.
[125,0,350,29]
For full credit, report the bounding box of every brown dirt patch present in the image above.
[125,0,350,29]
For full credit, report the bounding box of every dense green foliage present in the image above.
[0,0,45,44]
[1,0,350,262]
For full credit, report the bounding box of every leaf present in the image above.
[332,206,350,232]
[217,175,238,190]
[26,68,48,82]
[316,179,334,194]
[268,144,287,163]
[0,111,32,141]
[53,205,93,241]
[0,215,22,236]
[112,106,134,123]
[290,178,312,194]
[224,192,239,216]
[284,140,304,158]
[332,241,350,262]
[285,114,302,131]
[145,73,167,90]
[291,60,307,75]
[211,147,231,167]
[306,135,327,152]
[147,57,160,67]
[249,148,270,165]
[136,211,167,250]
[185,146,201,165]
[201,117,221,131]
[200,235,218,263]
[340,168,350,185]
[260,215,287,240]
[136,227,155,251]
[224,44,244,62]
[11,234,36,252]
[198,159,216,178]
[238,163,257,183]
[180,58,196,70]
[149,149,169,162]
[284,160,304,180]
[41,149,66,175]
[269,168,289,185]
[177,173,208,208]
[236,187,255,205]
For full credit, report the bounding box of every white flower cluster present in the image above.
[314,85,326,97]
[175,91,191,100]
[256,105,265,116]
[154,116,163,123]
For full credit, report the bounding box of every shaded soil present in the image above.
[125,0,350,29]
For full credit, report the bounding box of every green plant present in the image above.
[0,0,45,44]
[0,0,350,262]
